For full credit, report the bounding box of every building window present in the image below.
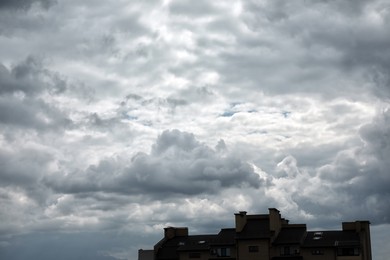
[248,246,259,252]
[280,246,290,255]
[312,249,324,255]
[280,246,300,255]
[189,252,201,258]
[337,247,360,256]
[217,248,231,257]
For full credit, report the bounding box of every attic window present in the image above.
[312,249,324,255]
[313,232,323,239]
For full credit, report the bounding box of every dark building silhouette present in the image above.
[139,208,371,260]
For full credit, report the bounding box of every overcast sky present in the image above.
[1,0,390,259]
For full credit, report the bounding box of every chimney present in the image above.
[269,208,282,231]
[235,211,247,232]
[164,227,188,239]
[154,227,188,258]
[269,208,284,241]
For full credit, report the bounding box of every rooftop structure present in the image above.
[139,208,371,260]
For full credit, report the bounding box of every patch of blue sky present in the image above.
[221,111,236,117]
[281,111,291,118]
[126,115,138,121]
[220,109,257,117]
[249,130,268,135]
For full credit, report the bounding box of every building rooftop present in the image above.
[143,209,371,260]
[273,225,307,245]
[236,215,271,239]
[212,228,236,245]
[302,230,360,248]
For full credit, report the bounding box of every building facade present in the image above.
[139,208,372,260]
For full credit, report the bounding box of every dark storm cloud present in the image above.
[290,1,390,97]
[0,148,49,186]
[125,130,260,195]
[0,57,46,95]
[45,130,262,197]
[0,97,70,130]
[151,129,199,155]
[0,232,135,260]
[198,0,390,99]
[0,144,57,208]
[0,0,55,10]
[1,56,67,95]
[354,109,390,221]
[0,57,70,130]
[285,109,390,225]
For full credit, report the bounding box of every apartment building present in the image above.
[139,208,371,260]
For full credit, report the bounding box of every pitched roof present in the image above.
[273,225,307,245]
[155,236,184,260]
[156,228,237,259]
[236,215,271,239]
[302,231,360,248]
[211,228,236,245]
[177,235,216,251]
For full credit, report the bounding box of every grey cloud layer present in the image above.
[0,57,70,131]
[0,0,54,10]
[1,0,390,259]
[45,129,261,196]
